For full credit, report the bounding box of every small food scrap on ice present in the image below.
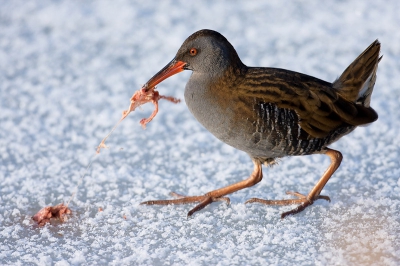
[32,203,71,226]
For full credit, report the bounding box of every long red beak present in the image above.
[143,60,186,90]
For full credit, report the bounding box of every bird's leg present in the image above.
[140,160,263,217]
[246,148,342,219]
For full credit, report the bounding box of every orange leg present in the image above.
[141,159,263,217]
[246,148,342,218]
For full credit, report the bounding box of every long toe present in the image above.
[141,193,231,217]
[246,191,331,218]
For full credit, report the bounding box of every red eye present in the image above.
[189,48,197,56]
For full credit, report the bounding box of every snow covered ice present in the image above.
[1,1,400,265]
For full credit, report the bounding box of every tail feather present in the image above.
[355,55,382,107]
[333,40,381,107]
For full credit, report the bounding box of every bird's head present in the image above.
[142,29,244,90]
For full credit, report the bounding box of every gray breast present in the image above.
[184,73,236,143]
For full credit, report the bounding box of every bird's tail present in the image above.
[333,40,382,107]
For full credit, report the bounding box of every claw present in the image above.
[280,201,312,219]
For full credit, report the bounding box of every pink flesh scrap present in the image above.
[32,203,71,226]
[97,87,180,154]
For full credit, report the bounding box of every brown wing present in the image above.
[238,67,378,139]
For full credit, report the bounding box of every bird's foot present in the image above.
[140,192,230,217]
[245,191,330,219]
